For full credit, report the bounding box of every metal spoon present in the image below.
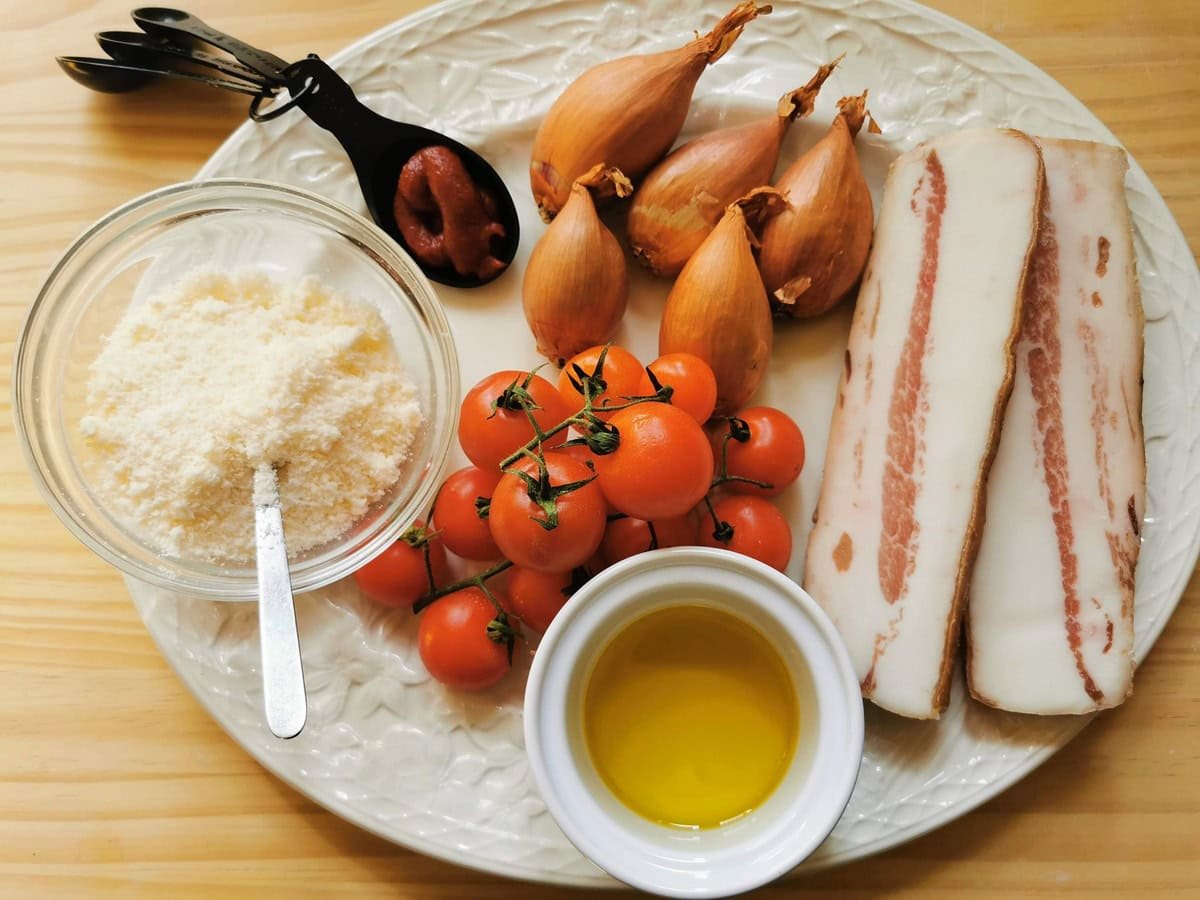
[253,465,306,740]
[274,56,520,288]
[132,7,288,85]
[56,56,272,95]
[97,30,269,87]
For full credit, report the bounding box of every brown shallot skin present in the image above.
[529,1,771,220]
[393,146,506,280]
[758,92,876,318]
[658,188,787,414]
[628,57,840,278]
[523,165,632,364]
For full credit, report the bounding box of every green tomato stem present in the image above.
[411,559,513,614]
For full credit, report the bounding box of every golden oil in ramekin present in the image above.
[582,604,798,829]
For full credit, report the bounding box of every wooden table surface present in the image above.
[1,1,1197,897]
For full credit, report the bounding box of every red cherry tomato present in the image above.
[594,403,714,520]
[699,495,793,571]
[557,345,645,420]
[353,521,449,606]
[601,512,699,566]
[431,466,503,561]
[458,370,574,471]
[583,548,609,578]
[418,586,513,691]
[643,352,718,424]
[710,407,806,497]
[505,566,574,633]
[556,439,599,473]
[489,452,607,572]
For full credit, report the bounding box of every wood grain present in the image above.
[1,1,1197,897]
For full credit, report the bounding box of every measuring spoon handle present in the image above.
[98,31,270,87]
[132,7,289,83]
[57,56,272,96]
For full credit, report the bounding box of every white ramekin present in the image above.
[524,546,864,898]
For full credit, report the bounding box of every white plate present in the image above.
[129,0,1200,887]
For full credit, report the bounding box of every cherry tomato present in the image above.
[556,438,632,517]
[431,466,503,561]
[489,451,607,572]
[418,586,513,691]
[558,345,645,420]
[710,407,806,497]
[557,439,598,472]
[594,403,714,520]
[353,521,450,606]
[585,550,608,577]
[458,370,574,471]
[601,512,699,566]
[699,495,793,571]
[506,566,575,633]
[642,353,718,424]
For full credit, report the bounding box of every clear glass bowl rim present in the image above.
[12,177,460,601]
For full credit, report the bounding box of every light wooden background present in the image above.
[1,1,1197,897]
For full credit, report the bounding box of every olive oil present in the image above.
[582,604,798,829]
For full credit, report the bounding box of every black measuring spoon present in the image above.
[97,31,269,87]
[132,7,288,85]
[57,55,274,96]
[271,56,519,288]
[60,14,518,286]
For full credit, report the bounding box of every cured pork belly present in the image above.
[804,129,1043,719]
[967,139,1144,714]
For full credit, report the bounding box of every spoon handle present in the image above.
[276,56,444,218]
[97,32,269,87]
[283,56,404,140]
[254,466,307,739]
[57,56,272,96]
[132,7,289,83]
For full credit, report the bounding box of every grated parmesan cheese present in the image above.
[80,270,423,563]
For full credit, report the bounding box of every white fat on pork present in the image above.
[967,138,1143,714]
[804,128,1043,719]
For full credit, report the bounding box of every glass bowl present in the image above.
[13,179,459,600]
